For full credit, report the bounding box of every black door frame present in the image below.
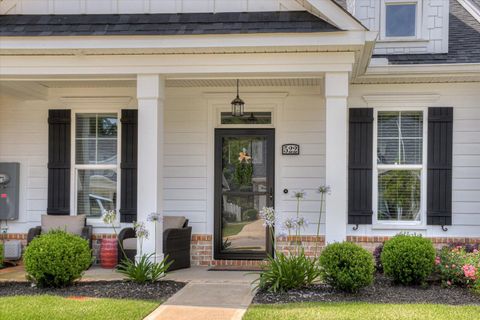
[214,128,275,260]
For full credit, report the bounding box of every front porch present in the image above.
[0,52,354,265]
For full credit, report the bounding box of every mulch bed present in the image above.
[253,274,480,305]
[0,280,186,301]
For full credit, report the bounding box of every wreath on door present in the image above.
[234,148,253,187]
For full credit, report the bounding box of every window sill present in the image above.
[377,38,428,43]
[371,224,427,231]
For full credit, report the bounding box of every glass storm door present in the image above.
[214,129,274,260]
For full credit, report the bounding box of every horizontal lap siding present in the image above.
[279,96,326,235]
[0,98,48,229]
[163,97,208,234]
[452,107,480,226]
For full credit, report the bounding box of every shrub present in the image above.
[319,242,374,293]
[255,250,321,293]
[117,254,172,284]
[242,209,258,221]
[435,245,479,288]
[24,231,92,287]
[381,234,435,285]
[373,243,384,273]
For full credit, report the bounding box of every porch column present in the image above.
[324,72,349,243]
[136,74,165,261]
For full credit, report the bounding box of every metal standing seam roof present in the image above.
[0,11,340,36]
[374,0,480,64]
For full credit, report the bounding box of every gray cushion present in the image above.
[41,214,86,236]
[123,238,137,250]
[163,216,186,231]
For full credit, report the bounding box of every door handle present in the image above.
[269,187,274,202]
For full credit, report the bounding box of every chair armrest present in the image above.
[118,227,136,242]
[27,226,42,244]
[163,226,192,252]
[81,225,93,248]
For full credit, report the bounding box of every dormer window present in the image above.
[381,0,423,40]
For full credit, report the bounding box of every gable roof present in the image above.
[374,0,480,64]
[0,11,340,37]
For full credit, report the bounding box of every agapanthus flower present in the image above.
[317,185,331,194]
[102,210,117,225]
[293,190,306,199]
[147,212,161,222]
[283,217,297,232]
[259,207,275,228]
[296,217,309,229]
[133,221,149,239]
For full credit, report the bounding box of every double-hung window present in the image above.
[74,113,119,218]
[375,110,426,223]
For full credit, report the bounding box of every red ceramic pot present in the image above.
[100,238,118,269]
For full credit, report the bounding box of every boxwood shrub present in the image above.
[319,242,374,293]
[381,234,435,285]
[24,231,92,287]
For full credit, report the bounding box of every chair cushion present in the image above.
[41,214,86,236]
[123,238,137,250]
[163,216,186,231]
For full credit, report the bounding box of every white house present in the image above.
[0,0,479,266]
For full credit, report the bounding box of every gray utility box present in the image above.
[0,163,20,221]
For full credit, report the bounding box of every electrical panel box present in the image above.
[0,163,20,221]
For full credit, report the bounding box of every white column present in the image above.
[136,74,165,262]
[324,72,349,243]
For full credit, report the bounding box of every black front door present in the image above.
[214,129,275,260]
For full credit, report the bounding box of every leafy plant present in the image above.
[242,209,258,221]
[381,234,435,285]
[435,245,479,288]
[255,250,321,293]
[23,230,92,287]
[373,243,384,273]
[319,242,374,293]
[117,253,172,284]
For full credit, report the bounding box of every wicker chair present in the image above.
[118,217,192,271]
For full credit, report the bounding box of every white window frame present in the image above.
[71,109,121,226]
[372,107,428,226]
[380,0,423,41]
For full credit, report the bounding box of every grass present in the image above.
[244,302,480,320]
[0,295,160,320]
[223,222,248,237]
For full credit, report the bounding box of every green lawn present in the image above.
[244,302,480,320]
[0,295,159,320]
[223,222,248,237]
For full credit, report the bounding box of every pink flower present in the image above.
[445,265,449,269]
[462,264,477,280]
[447,280,452,286]
[435,257,441,265]
[474,249,479,254]
[452,264,456,268]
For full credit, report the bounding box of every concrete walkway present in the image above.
[145,267,258,320]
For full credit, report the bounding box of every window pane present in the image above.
[378,169,421,221]
[377,111,423,165]
[77,169,117,218]
[221,112,272,125]
[386,4,416,37]
[98,114,118,138]
[75,113,118,165]
[76,114,96,138]
[76,140,96,165]
[98,140,117,164]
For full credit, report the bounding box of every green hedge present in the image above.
[24,231,92,287]
[381,234,435,285]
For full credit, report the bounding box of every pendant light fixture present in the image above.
[231,79,245,117]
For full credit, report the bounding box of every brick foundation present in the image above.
[6,233,480,266]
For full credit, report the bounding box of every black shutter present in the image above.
[47,110,71,215]
[120,110,138,223]
[348,108,374,225]
[427,107,453,226]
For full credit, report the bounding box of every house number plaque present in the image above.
[282,144,300,155]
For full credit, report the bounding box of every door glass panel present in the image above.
[220,135,270,255]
